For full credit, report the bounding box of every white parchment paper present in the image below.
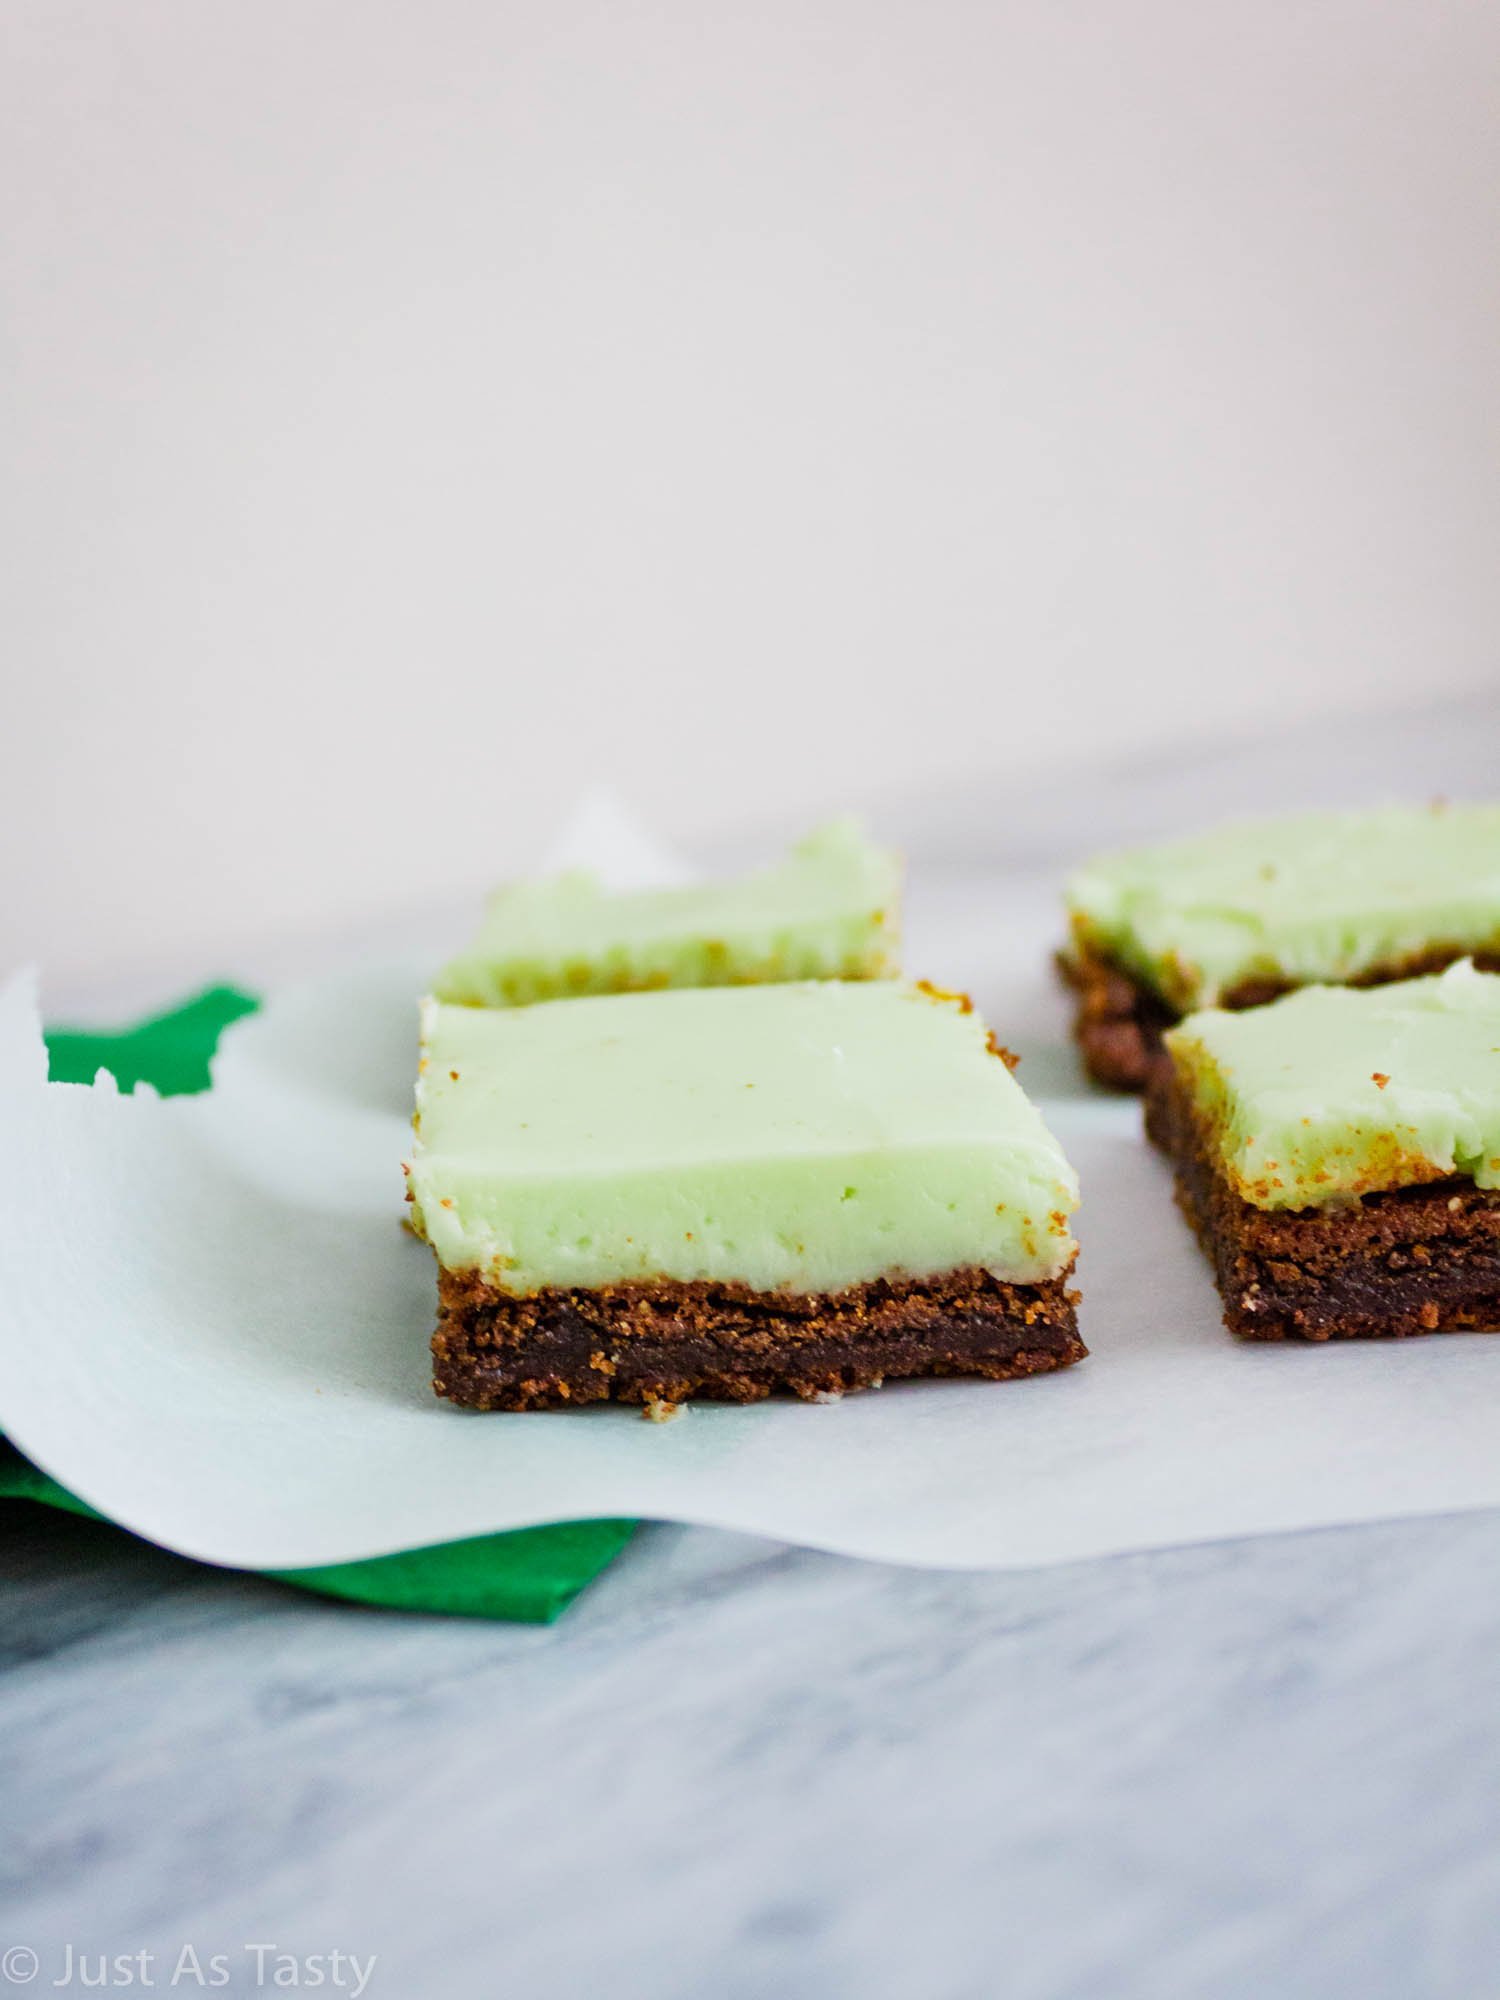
[4,814,1499,1574]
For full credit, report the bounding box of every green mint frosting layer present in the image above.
[1167,960,1500,1210]
[409,981,1078,1294]
[435,819,900,1007]
[1067,805,1500,1011]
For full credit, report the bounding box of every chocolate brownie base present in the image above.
[1061,939,1500,1093]
[432,1263,1084,1409]
[1057,943,1176,1092]
[1146,1064,1500,1340]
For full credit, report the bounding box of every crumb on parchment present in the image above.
[642,1396,684,1424]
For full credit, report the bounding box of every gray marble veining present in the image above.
[3,1503,1498,1999]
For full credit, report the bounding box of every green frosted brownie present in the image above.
[1147,961,1500,1339]
[1061,804,1500,1089]
[434,819,900,1007]
[408,980,1083,1407]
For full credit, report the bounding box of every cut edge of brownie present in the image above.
[432,1261,1084,1410]
[1060,934,1500,1094]
[1145,1061,1500,1341]
[1056,939,1176,1092]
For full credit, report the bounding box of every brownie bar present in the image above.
[1063,937,1500,1093]
[1146,1063,1500,1340]
[432,1263,1084,1409]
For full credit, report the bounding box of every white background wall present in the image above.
[3,0,1498,987]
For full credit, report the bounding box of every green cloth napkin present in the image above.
[0,986,635,1623]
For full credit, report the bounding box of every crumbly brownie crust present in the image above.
[432,1263,1084,1409]
[1146,1063,1500,1340]
[1056,942,1177,1091]
[1062,937,1500,1093]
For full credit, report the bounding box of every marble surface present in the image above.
[9,700,1500,1997]
[3,1504,1499,1998]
